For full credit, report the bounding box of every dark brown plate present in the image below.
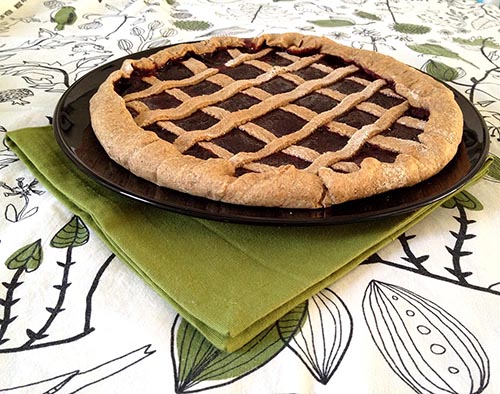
[53,46,489,225]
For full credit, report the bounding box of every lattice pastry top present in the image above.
[89,33,463,208]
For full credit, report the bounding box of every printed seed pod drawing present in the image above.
[363,281,489,394]
[278,288,353,385]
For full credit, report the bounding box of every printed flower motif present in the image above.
[0,178,45,222]
[326,31,350,41]
[1,177,44,198]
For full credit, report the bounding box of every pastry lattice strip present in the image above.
[125,47,425,173]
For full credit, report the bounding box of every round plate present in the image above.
[53,48,490,225]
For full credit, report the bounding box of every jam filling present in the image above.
[259,77,297,94]
[293,93,338,113]
[220,63,263,80]
[147,123,177,143]
[252,109,308,137]
[329,79,365,94]
[184,144,218,160]
[337,109,379,129]
[156,60,194,80]
[294,66,328,81]
[299,126,348,153]
[115,44,429,175]
[367,92,405,109]
[114,70,152,96]
[217,93,260,112]
[212,128,265,153]
[350,143,398,164]
[193,49,234,68]
[385,123,423,141]
[405,107,429,121]
[257,151,310,169]
[258,51,294,67]
[140,92,181,110]
[172,110,218,131]
[181,80,220,96]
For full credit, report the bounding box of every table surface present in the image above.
[1,1,499,393]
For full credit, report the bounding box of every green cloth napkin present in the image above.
[6,126,491,352]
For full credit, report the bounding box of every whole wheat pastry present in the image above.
[89,33,463,208]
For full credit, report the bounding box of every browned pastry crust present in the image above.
[89,33,463,208]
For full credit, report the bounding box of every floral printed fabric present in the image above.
[0,0,500,393]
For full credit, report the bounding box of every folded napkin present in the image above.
[6,126,491,352]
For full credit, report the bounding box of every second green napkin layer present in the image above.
[7,126,488,352]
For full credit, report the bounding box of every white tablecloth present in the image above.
[1,0,499,393]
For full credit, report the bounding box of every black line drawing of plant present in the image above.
[170,289,353,392]
[0,88,34,105]
[0,239,43,346]
[408,42,478,69]
[79,3,136,40]
[424,37,500,104]
[0,28,82,55]
[363,280,489,394]
[21,216,90,349]
[441,191,481,285]
[398,233,430,276]
[0,216,114,353]
[484,153,500,183]
[483,110,500,142]
[461,41,500,103]
[385,0,432,34]
[0,59,71,93]
[0,28,114,90]
[0,344,156,393]
[0,177,45,223]
[0,126,18,170]
[364,191,500,297]
[118,20,175,54]
[171,301,307,393]
[471,3,500,30]
[420,37,500,141]
[351,28,396,52]
[282,288,353,385]
[0,215,156,392]
[420,38,500,145]
[0,56,115,93]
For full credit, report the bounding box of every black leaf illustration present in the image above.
[50,216,89,248]
[281,288,353,385]
[171,302,307,393]
[5,239,43,272]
